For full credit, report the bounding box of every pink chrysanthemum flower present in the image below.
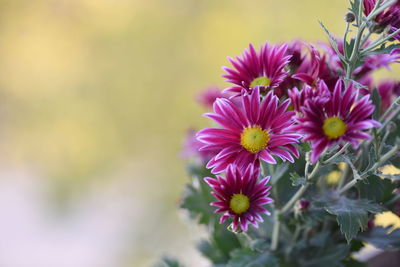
[364,0,400,41]
[204,164,273,232]
[196,86,227,109]
[222,43,291,97]
[291,80,381,163]
[181,128,215,163]
[376,80,400,111]
[197,88,301,174]
[288,80,331,112]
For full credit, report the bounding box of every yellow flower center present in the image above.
[240,126,270,153]
[230,193,250,214]
[250,76,271,88]
[322,116,347,139]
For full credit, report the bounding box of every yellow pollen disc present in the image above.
[230,193,250,214]
[323,116,347,139]
[250,76,271,88]
[240,126,270,153]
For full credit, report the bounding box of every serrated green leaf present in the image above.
[358,226,400,250]
[197,240,226,264]
[315,194,383,242]
[290,172,308,186]
[356,175,395,202]
[228,248,279,267]
[153,256,184,267]
[180,176,215,225]
[363,43,400,56]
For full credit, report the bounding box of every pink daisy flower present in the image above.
[196,86,227,109]
[222,43,291,97]
[291,80,381,163]
[364,0,400,40]
[196,88,301,174]
[288,80,331,113]
[204,164,273,232]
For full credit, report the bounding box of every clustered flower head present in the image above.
[187,29,397,230]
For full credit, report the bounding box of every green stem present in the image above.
[280,161,321,214]
[323,143,350,165]
[270,211,280,251]
[339,144,400,194]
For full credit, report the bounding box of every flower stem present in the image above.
[339,144,400,194]
[270,211,280,251]
[280,161,321,214]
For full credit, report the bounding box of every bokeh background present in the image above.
[0,0,399,266]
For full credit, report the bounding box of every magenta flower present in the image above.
[364,0,400,40]
[291,80,381,163]
[197,88,301,174]
[288,80,331,112]
[376,80,400,112]
[204,164,273,232]
[292,44,327,86]
[222,43,291,97]
[181,128,216,163]
[196,86,227,109]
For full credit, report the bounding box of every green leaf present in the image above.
[228,248,279,267]
[180,175,215,225]
[290,172,308,186]
[268,162,289,185]
[371,88,381,120]
[302,244,349,267]
[315,194,383,242]
[364,43,400,56]
[197,240,226,264]
[153,256,184,267]
[356,175,395,202]
[318,21,346,63]
[299,142,311,153]
[358,226,400,250]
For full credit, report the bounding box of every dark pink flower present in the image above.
[222,43,291,97]
[196,86,226,109]
[364,0,400,40]
[204,164,273,232]
[288,80,331,112]
[291,80,381,163]
[181,129,215,163]
[376,80,400,111]
[292,44,328,86]
[197,88,301,174]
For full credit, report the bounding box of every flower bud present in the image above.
[344,12,355,23]
[299,199,310,211]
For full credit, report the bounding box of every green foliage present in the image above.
[315,194,383,242]
[289,172,308,186]
[356,175,395,202]
[371,88,382,120]
[358,226,400,250]
[364,43,400,56]
[228,248,279,267]
[153,256,184,267]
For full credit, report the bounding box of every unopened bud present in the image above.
[299,199,310,211]
[344,12,355,23]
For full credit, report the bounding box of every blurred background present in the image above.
[0,0,399,266]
